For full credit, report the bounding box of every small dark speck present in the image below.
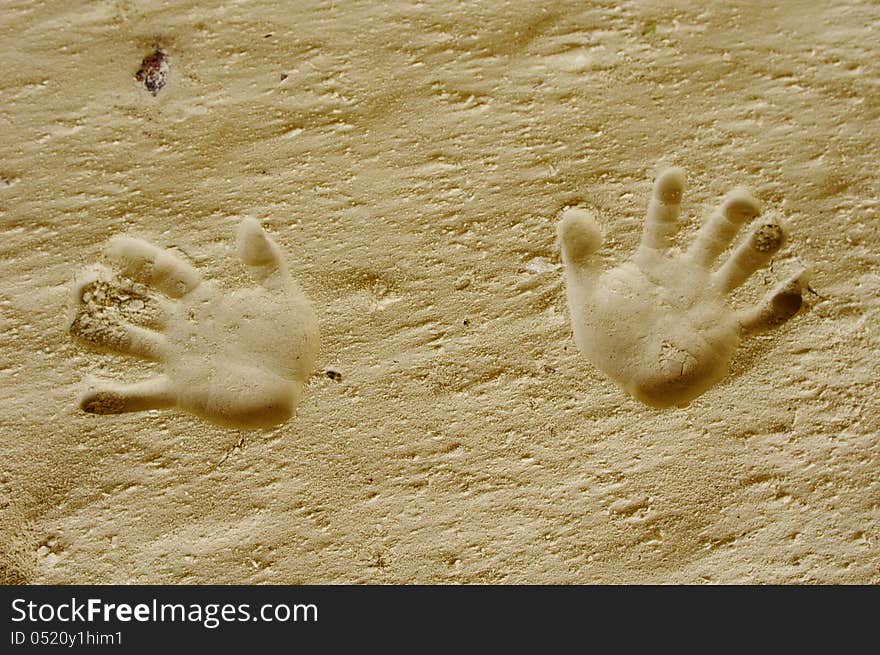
[280,73,289,81]
[326,370,342,382]
[264,33,273,38]
[463,319,469,326]
[136,50,170,96]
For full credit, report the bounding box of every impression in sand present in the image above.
[558,167,808,408]
[67,218,319,429]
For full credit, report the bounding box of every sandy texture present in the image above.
[1,0,878,584]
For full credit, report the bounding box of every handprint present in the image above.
[557,167,807,408]
[68,218,319,429]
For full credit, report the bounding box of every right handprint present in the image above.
[557,167,808,408]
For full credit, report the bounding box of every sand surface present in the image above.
[1,0,878,584]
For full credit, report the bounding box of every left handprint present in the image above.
[68,218,319,429]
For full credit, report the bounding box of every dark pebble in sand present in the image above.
[136,50,170,96]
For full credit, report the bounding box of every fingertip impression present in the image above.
[654,167,685,203]
[557,207,602,261]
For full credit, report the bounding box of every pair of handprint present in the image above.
[68,167,807,428]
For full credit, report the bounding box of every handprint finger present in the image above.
[69,313,168,360]
[557,207,603,265]
[79,375,176,414]
[737,269,808,335]
[106,236,201,298]
[712,216,786,294]
[236,217,289,288]
[68,270,170,360]
[639,167,685,252]
[687,188,761,267]
[557,207,604,303]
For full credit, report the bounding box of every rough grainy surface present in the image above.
[1,0,878,584]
